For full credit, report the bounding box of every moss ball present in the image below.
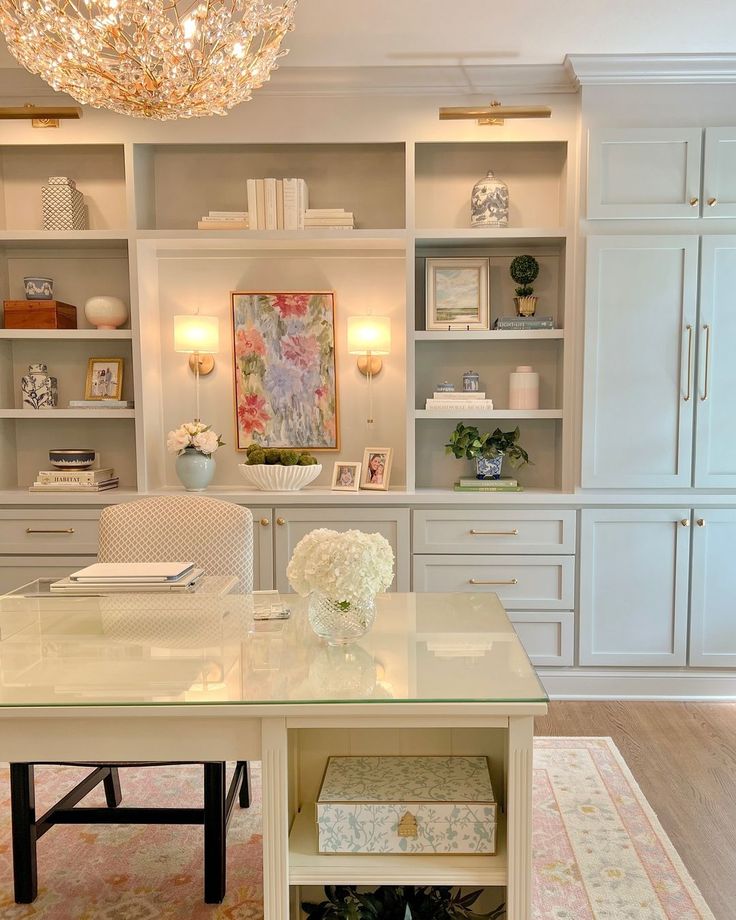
[297,452,318,466]
[245,442,261,456]
[264,449,282,465]
[247,448,266,465]
[280,450,299,466]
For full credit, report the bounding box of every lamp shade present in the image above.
[174,315,219,353]
[347,316,391,355]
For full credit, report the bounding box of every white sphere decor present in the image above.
[84,295,128,330]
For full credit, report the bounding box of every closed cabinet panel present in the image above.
[582,236,697,488]
[0,556,97,595]
[588,128,703,219]
[412,555,574,609]
[694,238,736,487]
[274,508,410,593]
[689,510,736,667]
[703,128,736,218]
[0,510,100,554]
[579,510,690,666]
[412,510,576,555]
[509,612,574,667]
[251,511,274,590]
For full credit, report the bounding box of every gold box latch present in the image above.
[398,811,418,838]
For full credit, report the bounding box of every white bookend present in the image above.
[246,179,258,229]
[283,178,299,230]
[255,179,266,230]
[297,178,309,230]
[276,179,284,230]
[264,177,278,230]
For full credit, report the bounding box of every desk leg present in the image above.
[204,762,227,904]
[262,718,289,920]
[10,764,38,904]
[506,715,534,920]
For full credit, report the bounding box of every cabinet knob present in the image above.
[707,197,717,206]
[276,517,286,526]
[680,518,690,527]
[260,517,270,527]
[696,518,706,527]
[689,197,699,207]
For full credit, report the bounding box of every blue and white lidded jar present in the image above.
[463,370,480,392]
[21,363,58,409]
[471,170,509,228]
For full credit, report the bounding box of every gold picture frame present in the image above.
[360,447,392,491]
[426,257,490,331]
[84,357,124,400]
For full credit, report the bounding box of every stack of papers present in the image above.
[51,563,203,594]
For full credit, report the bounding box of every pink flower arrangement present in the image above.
[272,294,309,319]
[235,325,266,359]
[281,334,320,369]
[237,393,270,437]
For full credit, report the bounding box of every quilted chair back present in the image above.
[98,495,253,592]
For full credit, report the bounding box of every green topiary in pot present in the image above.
[509,254,539,317]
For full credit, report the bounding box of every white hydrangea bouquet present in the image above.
[166,420,224,456]
[287,528,395,643]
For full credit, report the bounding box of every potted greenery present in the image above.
[445,422,531,480]
[509,254,539,317]
[302,885,505,919]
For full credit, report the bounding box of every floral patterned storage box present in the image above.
[316,755,497,855]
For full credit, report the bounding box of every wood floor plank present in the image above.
[536,702,736,919]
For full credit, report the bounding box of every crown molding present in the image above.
[565,53,736,86]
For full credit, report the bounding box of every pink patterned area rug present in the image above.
[0,738,714,919]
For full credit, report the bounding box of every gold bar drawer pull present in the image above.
[469,577,518,585]
[26,527,75,534]
[469,528,519,536]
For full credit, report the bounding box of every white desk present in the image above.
[0,591,547,919]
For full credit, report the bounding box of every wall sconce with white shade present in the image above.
[173,314,219,422]
[347,315,391,424]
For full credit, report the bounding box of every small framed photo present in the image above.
[331,461,361,492]
[360,448,393,491]
[426,257,490,331]
[85,357,124,400]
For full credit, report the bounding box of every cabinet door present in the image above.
[588,128,703,219]
[694,238,736,487]
[251,511,274,590]
[579,510,691,666]
[0,556,97,595]
[689,510,736,667]
[582,236,698,488]
[273,508,410,593]
[703,128,736,218]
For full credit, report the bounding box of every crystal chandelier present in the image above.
[0,0,297,120]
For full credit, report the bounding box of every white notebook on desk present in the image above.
[50,569,204,594]
[69,562,195,583]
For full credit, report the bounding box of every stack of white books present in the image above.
[197,210,249,230]
[50,562,203,594]
[247,178,309,230]
[425,391,494,411]
[303,208,354,230]
[29,467,119,492]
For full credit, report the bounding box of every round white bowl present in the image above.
[238,463,322,491]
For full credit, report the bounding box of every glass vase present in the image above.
[308,592,377,645]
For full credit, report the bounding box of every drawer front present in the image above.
[413,510,575,554]
[0,511,100,554]
[509,612,574,667]
[0,555,97,595]
[412,555,574,609]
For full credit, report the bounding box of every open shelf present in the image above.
[0,409,135,419]
[0,330,133,340]
[289,807,507,887]
[139,229,406,252]
[416,409,562,420]
[415,228,568,247]
[413,330,563,341]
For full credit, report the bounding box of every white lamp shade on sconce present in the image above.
[347,316,391,355]
[173,315,219,354]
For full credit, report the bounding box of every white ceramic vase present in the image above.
[509,365,540,410]
[84,295,128,330]
[471,170,509,228]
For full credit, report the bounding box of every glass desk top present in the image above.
[0,589,547,708]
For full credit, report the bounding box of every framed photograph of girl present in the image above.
[331,461,361,492]
[84,357,124,401]
[360,447,393,491]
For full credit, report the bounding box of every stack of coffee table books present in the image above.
[29,467,119,492]
[50,563,203,594]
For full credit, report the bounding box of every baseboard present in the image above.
[537,668,736,701]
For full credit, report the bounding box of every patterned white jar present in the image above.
[509,365,539,410]
[471,170,509,228]
[21,363,58,409]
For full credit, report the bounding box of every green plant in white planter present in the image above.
[445,422,531,480]
[510,253,539,317]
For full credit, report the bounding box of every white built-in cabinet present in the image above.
[689,510,736,667]
[588,127,736,219]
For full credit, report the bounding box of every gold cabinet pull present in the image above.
[469,577,518,585]
[683,325,694,401]
[696,518,706,527]
[700,324,711,401]
[690,197,699,207]
[469,528,519,536]
[398,811,418,838]
[259,517,270,527]
[276,517,286,526]
[707,197,717,206]
[680,518,690,527]
[26,527,75,534]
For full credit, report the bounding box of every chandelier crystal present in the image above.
[0,0,297,120]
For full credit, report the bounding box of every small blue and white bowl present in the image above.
[24,277,54,300]
[48,449,96,470]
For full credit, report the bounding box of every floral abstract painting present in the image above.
[231,292,338,450]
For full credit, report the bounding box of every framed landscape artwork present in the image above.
[426,257,490,331]
[231,291,338,450]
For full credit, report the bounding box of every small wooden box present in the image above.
[3,300,77,330]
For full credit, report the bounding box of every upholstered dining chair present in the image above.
[9,495,254,906]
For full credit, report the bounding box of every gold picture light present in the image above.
[0,104,82,128]
[439,100,551,126]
